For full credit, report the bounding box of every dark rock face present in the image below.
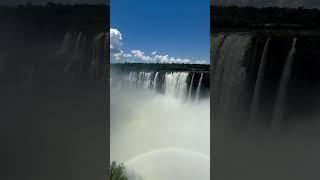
[211,6,320,33]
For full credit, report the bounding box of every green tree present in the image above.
[110,161,128,180]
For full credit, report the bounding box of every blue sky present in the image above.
[110,0,210,64]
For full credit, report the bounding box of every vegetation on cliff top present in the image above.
[111,63,210,72]
[211,6,320,31]
[0,3,109,33]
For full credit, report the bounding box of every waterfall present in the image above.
[91,32,106,78]
[272,38,297,128]
[74,32,82,52]
[165,72,189,100]
[195,73,203,102]
[137,72,144,87]
[153,72,159,92]
[92,33,105,63]
[126,71,153,90]
[213,33,252,117]
[250,36,271,123]
[57,31,106,78]
[121,71,209,102]
[57,32,72,55]
[142,72,153,89]
[128,71,138,87]
[188,73,195,101]
[57,32,106,61]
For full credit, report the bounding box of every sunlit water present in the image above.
[110,74,210,180]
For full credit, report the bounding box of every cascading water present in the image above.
[165,72,189,100]
[142,72,153,89]
[211,31,320,180]
[272,37,297,128]
[74,32,83,53]
[128,71,137,87]
[120,71,208,102]
[137,72,143,87]
[188,73,195,102]
[126,72,154,90]
[211,33,314,131]
[56,31,107,79]
[250,36,271,124]
[92,32,105,64]
[153,72,159,92]
[212,33,252,118]
[92,32,105,77]
[195,73,203,103]
[57,32,73,55]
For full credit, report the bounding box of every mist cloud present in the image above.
[110,74,210,179]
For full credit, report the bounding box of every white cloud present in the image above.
[131,50,153,62]
[123,53,132,58]
[110,28,207,64]
[110,28,123,54]
[153,54,192,64]
[113,51,123,60]
[195,60,207,64]
[131,50,144,58]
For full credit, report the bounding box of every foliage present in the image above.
[0,3,109,34]
[110,161,128,180]
[111,63,210,72]
[211,5,320,31]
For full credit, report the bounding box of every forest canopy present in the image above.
[211,6,320,30]
[0,3,108,33]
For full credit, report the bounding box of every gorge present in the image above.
[212,30,320,180]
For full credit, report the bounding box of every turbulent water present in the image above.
[110,70,210,180]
